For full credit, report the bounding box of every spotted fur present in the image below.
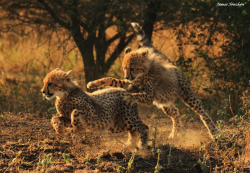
[41,69,148,149]
[87,23,220,139]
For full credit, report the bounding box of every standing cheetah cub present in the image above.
[41,68,149,149]
[87,23,220,139]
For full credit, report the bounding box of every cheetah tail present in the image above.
[131,22,152,48]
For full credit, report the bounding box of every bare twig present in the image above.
[59,33,71,68]
[144,160,154,166]
[229,95,235,117]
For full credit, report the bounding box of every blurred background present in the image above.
[0,0,249,121]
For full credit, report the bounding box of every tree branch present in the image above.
[37,0,71,30]
[107,33,120,45]
[104,34,134,73]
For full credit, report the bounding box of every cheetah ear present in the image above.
[52,68,60,72]
[65,70,72,81]
[124,47,132,54]
[142,50,148,57]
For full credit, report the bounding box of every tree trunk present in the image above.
[143,0,162,42]
[72,33,97,85]
[70,0,97,85]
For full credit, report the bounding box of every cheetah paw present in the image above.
[86,82,98,89]
[168,131,179,139]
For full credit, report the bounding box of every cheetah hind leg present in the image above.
[71,109,87,133]
[162,105,182,139]
[110,115,137,149]
[137,124,149,150]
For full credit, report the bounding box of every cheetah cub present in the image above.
[87,23,220,139]
[41,68,149,149]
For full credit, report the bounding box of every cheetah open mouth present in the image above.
[46,94,54,97]
[43,93,54,99]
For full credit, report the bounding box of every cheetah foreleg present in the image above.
[126,131,138,147]
[124,92,154,106]
[125,80,154,106]
[51,116,72,138]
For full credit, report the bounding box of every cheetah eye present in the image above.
[48,83,52,87]
[67,78,70,82]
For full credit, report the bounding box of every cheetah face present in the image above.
[41,68,73,100]
[41,81,65,100]
[122,47,149,81]
[122,64,144,81]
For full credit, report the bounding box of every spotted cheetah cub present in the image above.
[87,23,220,139]
[41,68,149,149]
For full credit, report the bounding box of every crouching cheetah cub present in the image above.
[41,68,149,149]
[87,22,221,139]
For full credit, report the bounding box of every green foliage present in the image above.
[62,153,71,164]
[48,106,57,113]
[151,124,158,152]
[198,141,204,154]
[197,154,207,173]
[96,154,102,167]
[163,0,250,117]
[167,143,174,168]
[154,149,163,173]
[85,154,90,168]
[177,155,182,165]
[216,120,225,130]
[114,19,126,34]
[127,151,136,172]
[37,153,55,172]
[117,165,124,173]
[176,57,194,77]
[217,99,230,120]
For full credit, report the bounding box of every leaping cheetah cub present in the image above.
[41,68,149,149]
[87,23,220,139]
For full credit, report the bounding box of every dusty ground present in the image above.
[0,111,219,173]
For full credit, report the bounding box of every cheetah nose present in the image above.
[41,90,45,94]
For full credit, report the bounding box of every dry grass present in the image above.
[198,87,250,172]
[0,27,85,113]
[201,118,250,172]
